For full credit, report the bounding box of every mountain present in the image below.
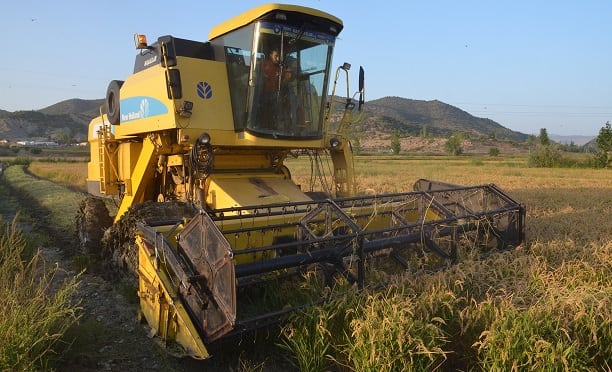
[549,134,595,146]
[0,99,103,142]
[358,97,528,142]
[38,98,104,118]
[1,96,527,144]
[582,137,599,153]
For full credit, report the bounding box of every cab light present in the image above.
[134,33,149,49]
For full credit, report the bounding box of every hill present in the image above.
[549,134,595,146]
[0,99,103,142]
[0,96,528,149]
[582,137,599,153]
[358,97,528,142]
[38,98,104,118]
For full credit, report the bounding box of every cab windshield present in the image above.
[225,21,335,139]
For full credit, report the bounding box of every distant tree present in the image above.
[351,136,361,155]
[488,147,500,157]
[444,133,463,156]
[526,135,538,146]
[538,128,550,146]
[52,129,72,145]
[596,121,611,153]
[593,121,611,168]
[390,132,401,155]
[560,141,581,153]
[528,144,562,167]
[420,125,428,139]
[528,127,563,167]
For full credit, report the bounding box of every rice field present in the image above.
[287,155,611,244]
[28,161,89,192]
[283,155,611,371]
[19,155,612,370]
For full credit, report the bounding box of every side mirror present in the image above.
[358,66,365,111]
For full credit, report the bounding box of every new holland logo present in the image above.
[196,82,213,99]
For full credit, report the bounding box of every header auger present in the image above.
[79,3,525,359]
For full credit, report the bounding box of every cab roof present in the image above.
[208,3,343,40]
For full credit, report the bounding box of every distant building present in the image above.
[16,141,59,146]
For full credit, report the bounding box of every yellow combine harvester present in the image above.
[80,4,525,359]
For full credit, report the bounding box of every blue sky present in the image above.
[1,1,610,136]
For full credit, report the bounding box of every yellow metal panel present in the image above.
[115,138,156,221]
[118,142,142,181]
[116,57,235,137]
[206,173,311,210]
[86,117,105,185]
[208,4,343,40]
[235,130,325,148]
[115,65,175,138]
[212,152,271,169]
[137,236,210,359]
[330,144,356,197]
[173,58,234,131]
[86,147,100,185]
[86,116,120,196]
[177,127,325,148]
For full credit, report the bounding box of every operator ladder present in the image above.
[98,130,106,194]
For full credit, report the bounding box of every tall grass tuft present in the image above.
[280,306,334,371]
[280,239,611,370]
[0,217,81,370]
[281,285,450,371]
[475,241,611,370]
[341,287,449,371]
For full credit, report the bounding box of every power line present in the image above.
[450,101,612,109]
[470,111,612,116]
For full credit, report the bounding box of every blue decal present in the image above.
[197,81,213,99]
[120,96,168,123]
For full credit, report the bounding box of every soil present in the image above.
[0,175,291,371]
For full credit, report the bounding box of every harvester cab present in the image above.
[80,3,524,359]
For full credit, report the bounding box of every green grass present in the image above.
[0,217,81,371]
[3,164,86,236]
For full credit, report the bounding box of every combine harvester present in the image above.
[79,3,525,359]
